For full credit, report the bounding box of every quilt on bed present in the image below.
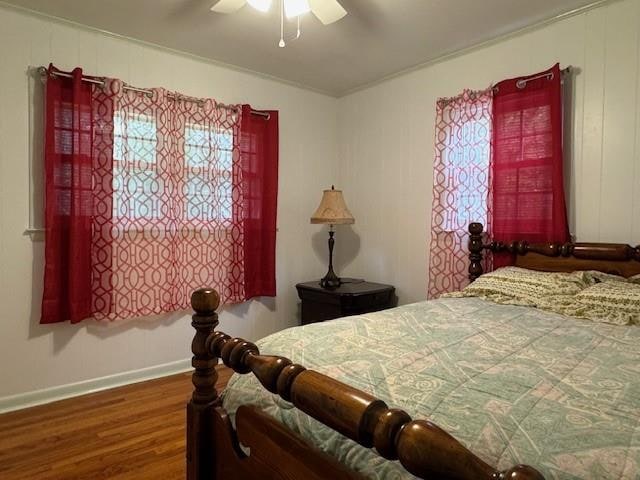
[221,298,640,480]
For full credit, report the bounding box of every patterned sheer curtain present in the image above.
[427,89,493,298]
[90,79,244,320]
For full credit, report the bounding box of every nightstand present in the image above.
[296,279,396,325]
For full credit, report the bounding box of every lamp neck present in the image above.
[321,227,340,289]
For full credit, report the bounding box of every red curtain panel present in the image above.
[240,105,279,299]
[491,63,570,268]
[41,65,94,323]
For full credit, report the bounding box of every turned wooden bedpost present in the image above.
[468,222,485,282]
[187,288,221,480]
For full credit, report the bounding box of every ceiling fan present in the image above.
[211,0,346,25]
[211,0,347,47]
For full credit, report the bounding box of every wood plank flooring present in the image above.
[0,365,233,480]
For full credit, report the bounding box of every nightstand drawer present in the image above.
[300,288,341,306]
[342,290,392,311]
[296,279,395,325]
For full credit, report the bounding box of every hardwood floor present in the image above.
[0,365,233,480]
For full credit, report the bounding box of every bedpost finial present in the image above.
[469,222,484,235]
[191,288,220,315]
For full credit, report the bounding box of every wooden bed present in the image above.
[186,222,640,480]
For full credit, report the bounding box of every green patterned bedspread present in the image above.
[221,298,640,479]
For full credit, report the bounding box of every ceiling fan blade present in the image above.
[308,0,346,25]
[210,0,246,13]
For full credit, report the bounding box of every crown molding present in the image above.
[0,0,336,98]
[0,0,619,98]
[338,0,616,98]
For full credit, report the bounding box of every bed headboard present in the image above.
[468,222,640,281]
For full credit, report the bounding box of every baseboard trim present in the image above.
[0,358,192,414]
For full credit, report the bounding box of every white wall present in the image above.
[337,0,640,305]
[0,6,338,399]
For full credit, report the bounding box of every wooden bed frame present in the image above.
[186,222,640,480]
[468,222,640,279]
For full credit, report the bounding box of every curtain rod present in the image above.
[37,66,270,120]
[438,66,573,105]
[514,66,572,89]
[493,66,572,93]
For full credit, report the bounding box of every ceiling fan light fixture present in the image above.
[211,0,346,48]
[284,0,310,18]
[247,0,272,13]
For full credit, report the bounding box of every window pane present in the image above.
[111,114,234,223]
[185,124,211,168]
[440,115,490,231]
[113,166,163,219]
[113,112,160,219]
[184,125,233,221]
[216,131,233,151]
[185,173,232,221]
[218,150,233,171]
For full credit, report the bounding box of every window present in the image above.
[440,115,491,231]
[493,105,554,223]
[113,112,160,219]
[112,113,234,222]
[53,100,93,218]
[42,69,281,323]
[184,124,233,222]
[428,89,493,299]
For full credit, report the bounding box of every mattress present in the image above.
[221,297,640,479]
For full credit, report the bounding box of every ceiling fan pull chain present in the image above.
[279,0,286,47]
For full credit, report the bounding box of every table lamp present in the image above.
[310,185,355,289]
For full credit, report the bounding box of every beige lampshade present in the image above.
[310,186,355,225]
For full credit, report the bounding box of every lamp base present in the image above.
[320,228,341,289]
[320,269,341,289]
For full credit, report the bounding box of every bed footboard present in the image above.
[186,288,545,480]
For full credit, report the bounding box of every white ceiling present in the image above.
[4,0,601,96]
